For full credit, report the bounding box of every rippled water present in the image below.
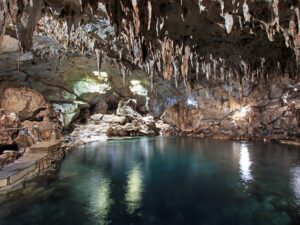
[1,137,300,225]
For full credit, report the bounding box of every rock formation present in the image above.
[0,0,300,143]
[0,87,61,157]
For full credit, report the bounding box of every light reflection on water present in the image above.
[90,176,112,224]
[239,143,253,183]
[125,165,144,214]
[291,166,300,204]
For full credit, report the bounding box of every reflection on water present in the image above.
[291,166,300,204]
[239,143,253,183]
[91,177,112,224]
[125,165,143,214]
[1,137,300,225]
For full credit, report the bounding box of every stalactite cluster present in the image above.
[1,0,300,95]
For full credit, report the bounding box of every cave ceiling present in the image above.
[1,0,300,92]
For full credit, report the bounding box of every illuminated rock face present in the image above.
[1,0,300,139]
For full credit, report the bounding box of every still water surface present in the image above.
[1,137,300,225]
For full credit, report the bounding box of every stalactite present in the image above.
[198,0,205,14]
[190,52,194,67]
[205,62,211,81]
[243,1,251,22]
[196,60,200,80]
[218,0,224,16]
[95,48,103,73]
[272,0,280,32]
[295,7,300,35]
[131,0,140,34]
[181,45,190,80]
[160,37,174,80]
[224,13,234,34]
[172,60,179,88]
[150,74,154,92]
[119,63,126,85]
[147,0,152,31]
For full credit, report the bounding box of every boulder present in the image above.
[53,103,80,128]
[93,101,108,114]
[155,120,180,136]
[161,102,202,132]
[107,126,129,137]
[0,110,20,146]
[90,114,103,121]
[0,150,19,167]
[102,115,127,125]
[116,98,143,119]
[15,128,35,148]
[0,87,49,119]
[106,119,158,137]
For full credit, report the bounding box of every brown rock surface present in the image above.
[0,87,48,119]
[0,150,19,168]
[0,110,20,147]
[161,102,203,132]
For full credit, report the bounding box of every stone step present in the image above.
[29,141,61,154]
[0,153,46,188]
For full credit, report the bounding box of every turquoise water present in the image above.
[1,137,300,225]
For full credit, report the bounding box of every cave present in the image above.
[1,1,300,225]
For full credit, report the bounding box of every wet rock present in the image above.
[116,98,143,120]
[107,118,158,137]
[102,115,127,125]
[107,126,129,137]
[90,114,103,121]
[156,122,180,136]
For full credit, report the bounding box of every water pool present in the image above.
[1,137,300,225]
